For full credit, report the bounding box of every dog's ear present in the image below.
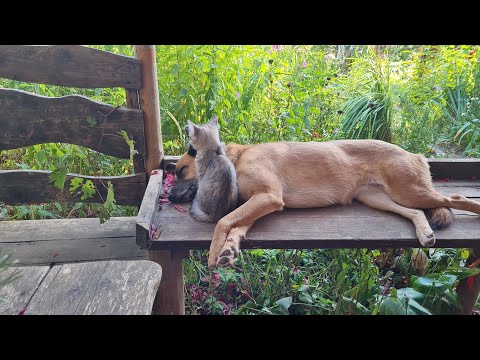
[165,162,177,173]
[207,115,218,127]
[187,145,197,157]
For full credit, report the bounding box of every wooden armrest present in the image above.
[136,171,163,248]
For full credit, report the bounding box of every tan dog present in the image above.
[167,140,480,269]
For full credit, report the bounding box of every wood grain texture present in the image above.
[0,170,146,206]
[25,260,162,315]
[143,181,480,251]
[0,266,50,315]
[136,171,163,248]
[125,88,145,175]
[134,46,163,174]
[428,158,480,179]
[0,89,146,159]
[0,217,146,265]
[0,45,141,88]
[147,250,186,315]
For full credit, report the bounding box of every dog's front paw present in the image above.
[216,238,240,268]
[418,229,436,247]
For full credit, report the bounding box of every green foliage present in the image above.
[339,47,393,142]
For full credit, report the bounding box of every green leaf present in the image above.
[86,116,97,126]
[412,274,457,295]
[461,249,470,259]
[50,167,68,190]
[37,210,56,219]
[275,296,292,311]
[69,177,84,193]
[378,296,431,315]
[81,180,96,201]
[396,287,426,302]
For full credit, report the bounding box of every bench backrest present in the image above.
[0,45,162,207]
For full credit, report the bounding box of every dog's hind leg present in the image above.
[356,185,436,247]
[208,192,284,269]
[216,224,253,268]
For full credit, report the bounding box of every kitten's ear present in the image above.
[207,115,218,127]
[187,120,199,138]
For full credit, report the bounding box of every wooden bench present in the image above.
[136,157,480,315]
[0,260,162,315]
[0,45,164,314]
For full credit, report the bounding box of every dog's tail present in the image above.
[425,207,454,229]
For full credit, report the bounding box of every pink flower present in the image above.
[235,91,241,99]
[271,45,283,52]
[302,60,307,67]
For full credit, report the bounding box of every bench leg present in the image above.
[147,249,188,315]
[455,248,480,315]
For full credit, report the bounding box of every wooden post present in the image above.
[134,45,163,174]
[147,249,188,315]
[455,248,480,315]
[133,45,186,314]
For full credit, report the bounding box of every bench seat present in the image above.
[0,260,161,315]
[137,177,480,251]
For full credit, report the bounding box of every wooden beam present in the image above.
[133,45,172,314]
[0,89,146,159]
[0,45,141,88]
[147,249,187,315]
[0,170,146,206]
[134,45,163,174]
[428,158,480,179]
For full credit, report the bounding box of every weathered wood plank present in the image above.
[0,216,136,243]
[146,199,480,250]
[0,88,146,159]
[0,170,146,206]
[1,238,146,266]
[147,250,186,315]
[136,171,163,248]
[0,266,50,315]
[433,180,480,197]
[125,88,145,175]
[0,45,141,88]
[0,217,146,265]
[25,260,162,315]
[134,46,163,174]
[428,158,480,179]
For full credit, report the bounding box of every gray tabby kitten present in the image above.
[186,116,238,222]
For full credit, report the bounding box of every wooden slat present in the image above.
[0,88,146,159]
[146,202,480,250]
[433,180,480,197]
[428,158,480,179]
[136,171,163,247]
[0,170,146,206]
[0,45,141,88]
[25,260,162,315]
[125,88,145,175]
[134,46,163,174]
[0,266,50,315]
[138,180,480,251]
[0,216,136,243]
[0,217,146,265]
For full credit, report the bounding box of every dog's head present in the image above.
[185,116,220,151]
[165,145,198,203]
